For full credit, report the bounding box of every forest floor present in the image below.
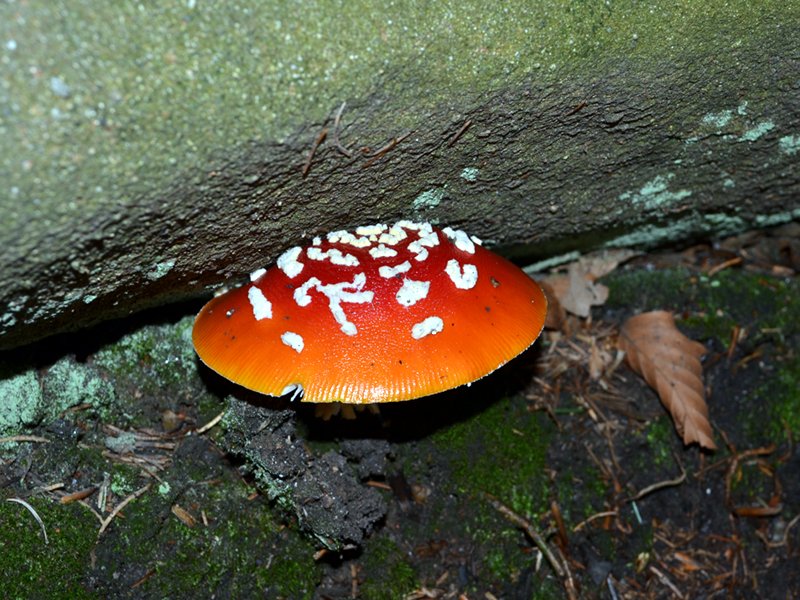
[1,224,798,599]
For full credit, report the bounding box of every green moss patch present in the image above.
[0,499,98,599]
[432,397,551,516]
[606,268,800,347]
[92,462,320,597]
[359,537,417,600]
[750,352,800,440]
[0,368,44,439]
[0,356,117,439]
[92,316,196,393]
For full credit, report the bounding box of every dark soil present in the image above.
[1,225,798,599]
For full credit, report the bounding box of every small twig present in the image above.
[585,443,621,494]
[101,449,170,476]
[0,435,49,444]
[134,463,165,483]
[628,454,687,501]
[630,501,643,524]
[602,422,623,476]
[59,486,97,505]
[171,504,197,528]
[485,493,578,600]
[727,325,742,361]
[779,513,800,546]
[446,119,472,147]
[733,346,763,373]
[487,495,563,576]
[365,480,392,491]
[572,510,618,532]
[724,444,776,508]
[313,548,328,561]
[332,101,352,157]
[38,482,65,493]
[7,497,49,544]
[131,569,156,589]
[606,574,621,600]
[96,473,110,512]
[734,503,783,518]
[362,131,412,168]
[350,563,359,599]
[564,101,587,117]
[362,131,411,158]
[550,500,569,550]
[302,126,328,178]
[195,410,225,435]
[649,565,685,599]
[708,256,743,277]
[97,483,151,538]
[77,500,104,525]
[555,546,579,600]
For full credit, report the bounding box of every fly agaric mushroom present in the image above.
[192,221,546,405]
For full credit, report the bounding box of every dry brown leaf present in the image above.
[618,311,716,450]
[579,249,639,280]
[544,262,609,318]
[588,338,614,381]
[171,504,197,528]
[538,249,636,319]
[537,279,566,330]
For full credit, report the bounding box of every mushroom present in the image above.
[192,221,547,408]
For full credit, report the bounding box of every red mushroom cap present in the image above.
[192,221,547,404]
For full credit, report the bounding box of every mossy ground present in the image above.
[94,483,319,598]
[0,500,96,600]
[1,229,798,597]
